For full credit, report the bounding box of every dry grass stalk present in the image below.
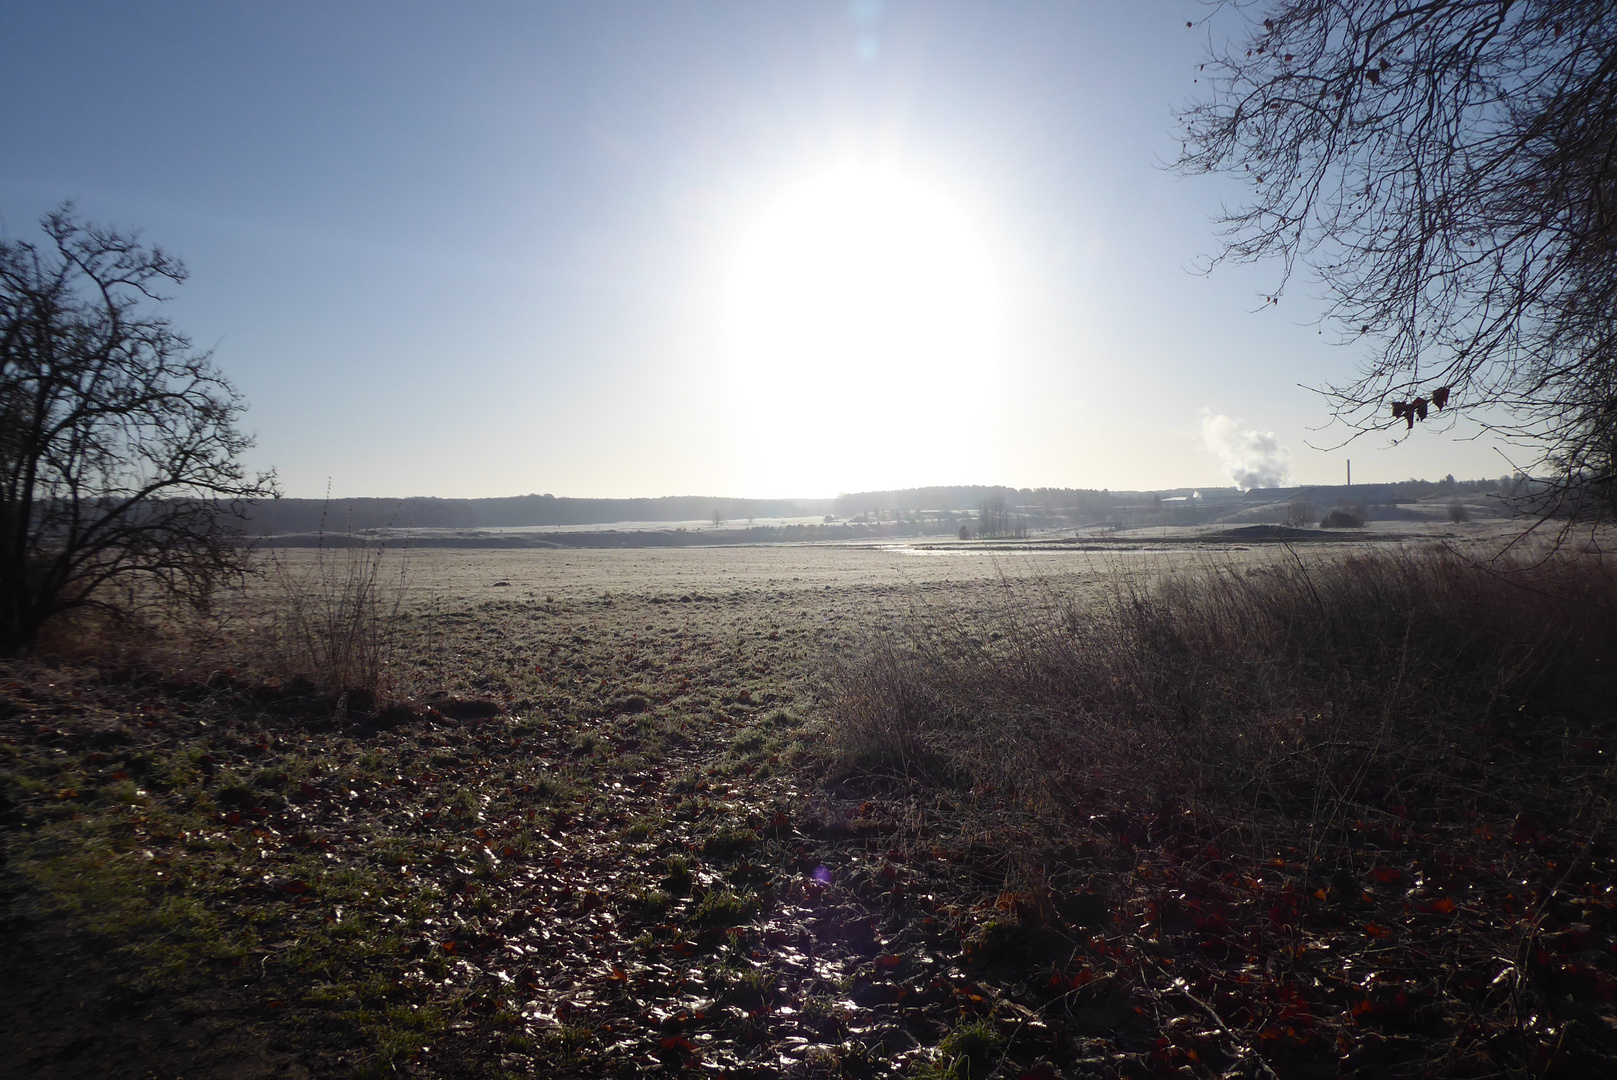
[262,532,408,704]
[827,544,1617,857]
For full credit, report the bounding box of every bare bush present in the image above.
[262,531,407,709]
[1283,501,1316,527]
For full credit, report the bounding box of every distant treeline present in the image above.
[833,485,1157,517]
[245,476,1531,537]
[243,494,835,534]
[261,521,915,548]
[831,476,1535,533]
[831,477,1520,516]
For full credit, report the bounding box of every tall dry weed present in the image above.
[262,528,408,705]
[826,545,1617,853]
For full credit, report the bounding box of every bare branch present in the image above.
[1178,1,1617,517]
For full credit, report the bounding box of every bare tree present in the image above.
[0,206,277,652]
[978,495,1008,538]
[1177,2,1617,517]
[978,494,1026,538]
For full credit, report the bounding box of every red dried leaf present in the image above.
[1047,968,1094,992]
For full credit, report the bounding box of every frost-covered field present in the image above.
[5,525,1609,1079]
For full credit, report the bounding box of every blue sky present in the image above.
[0,2,1511,498]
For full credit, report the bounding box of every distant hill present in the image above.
[831,485,1181,515]
[242,494,835,534]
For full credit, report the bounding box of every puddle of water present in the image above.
[879,545,973,557]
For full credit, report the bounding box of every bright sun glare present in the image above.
[724,164,1001,494]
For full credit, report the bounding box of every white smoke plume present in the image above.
[1202,412,1293,490]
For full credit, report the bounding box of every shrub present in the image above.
[1319,506,1366,528]
[1283,501,1316,527]
[1447,501,1471,523]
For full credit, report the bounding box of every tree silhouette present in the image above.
[0,207,277,651]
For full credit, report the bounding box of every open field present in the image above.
[3,530,1614,1079]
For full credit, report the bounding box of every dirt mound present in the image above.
[1207,524,1329,541]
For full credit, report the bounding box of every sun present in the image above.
[723,163,1002,494]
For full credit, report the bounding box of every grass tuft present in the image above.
[918,1018,1003,1079]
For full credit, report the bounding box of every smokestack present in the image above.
[1347,459,1352,487]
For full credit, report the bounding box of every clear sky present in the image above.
[0,2,1514,499]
